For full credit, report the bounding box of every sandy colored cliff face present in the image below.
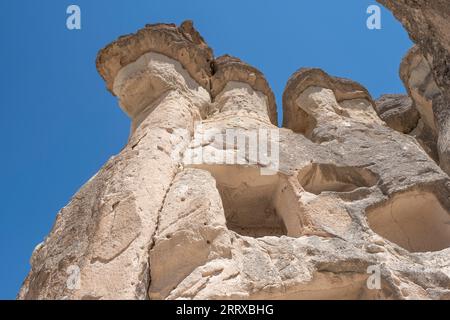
[19,20,450,300]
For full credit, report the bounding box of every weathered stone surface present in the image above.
[374,94,419,133]
[283,68,383,141]
[400,47,440,133]
[409,118,441,163]
[374,93,439,161]
[399,46,442,161]
[97,20,213,94]
[19,21,212,300]
[19,19,450,300]
[211,55,278,125]
[377,1,450,174]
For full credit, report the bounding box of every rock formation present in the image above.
[374,95,419,134]
[377,0,450,174]
[18,19,450,300]
[374,93,438,161]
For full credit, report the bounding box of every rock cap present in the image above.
[211,55,278,125]
[283,68,373,127]
[96,20,214,93]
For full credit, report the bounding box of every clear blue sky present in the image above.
[0,0,412,299]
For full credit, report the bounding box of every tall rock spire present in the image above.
[19,21,214,300]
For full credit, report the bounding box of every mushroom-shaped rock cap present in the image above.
[96,20,214,93]
[283,68,373,127]
[211,55,278,125]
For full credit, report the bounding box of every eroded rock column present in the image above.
[18,22,213,300]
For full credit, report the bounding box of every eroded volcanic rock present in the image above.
[378,0,450,175]
[18,20,450,300]
[374,94,419,134]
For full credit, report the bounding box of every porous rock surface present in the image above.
[18,20,450,300]
[374,94,419,134]
[374,93,438,161]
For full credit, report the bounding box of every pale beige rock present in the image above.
[374,93,437,161]
[19,20,450,301]
[400,47,441,134]
[148,168,230,300]
[211,55,278,125]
